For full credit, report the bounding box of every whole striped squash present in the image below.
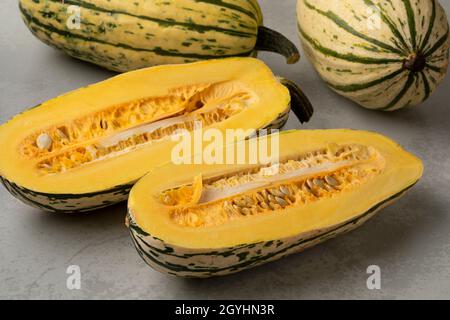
[297,0,450,111]
[19,0,300,72]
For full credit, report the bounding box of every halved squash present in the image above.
[0,58,313,213]
[127,129,423,277]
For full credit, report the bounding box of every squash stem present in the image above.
[256,27,300,64]
[278,78,314,124]
[403,53,427,72]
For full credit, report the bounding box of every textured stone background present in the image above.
[0,0,449,299]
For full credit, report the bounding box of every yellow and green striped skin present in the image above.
[127,185,415,278]
[19,0,264,72]
[297,0,450,111]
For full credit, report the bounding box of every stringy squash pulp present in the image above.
[0,58,308,212]
[127,130,423,277]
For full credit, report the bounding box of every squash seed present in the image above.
[163,195,174,206]
[267,188,278,197]
[325,175,340,187]
[36,133,52,150]
[233,199,246,208]
[260,190,269,201]
[260,202,269,210]
[269,203,281,210]
[310,188,321,197]
[244,195,255,206]
[279,185,291,196]
[314,178,326,189]
[39,163,52,169]
[55,129,69,141]
[275,197,288,207]
[224,201,237,215]
[255,193,265,203]
[270,188,285,198]
[302,182,311,193]
[268,194,276,203]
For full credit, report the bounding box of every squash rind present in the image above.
[127,184,415,278]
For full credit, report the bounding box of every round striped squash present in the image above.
[297,0,450,111]
[19,0,300,72]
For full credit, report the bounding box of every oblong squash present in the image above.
[297,0,450,111]
[127,129,423,277]
[19,0,300,72]
[0,58,313,213]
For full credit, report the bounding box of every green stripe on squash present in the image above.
[303,0,404,55]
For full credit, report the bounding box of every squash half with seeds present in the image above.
[0,58,313,213]
[127,130,423,277]
[19,0,300,72]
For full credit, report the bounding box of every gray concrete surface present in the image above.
[0,0,449,300]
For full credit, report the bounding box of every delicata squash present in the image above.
[127,130,423,277]
[0,58,313,213]
[19,0,300,72]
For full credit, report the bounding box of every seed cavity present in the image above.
[25,81,257,174]
[165,144,386,227]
